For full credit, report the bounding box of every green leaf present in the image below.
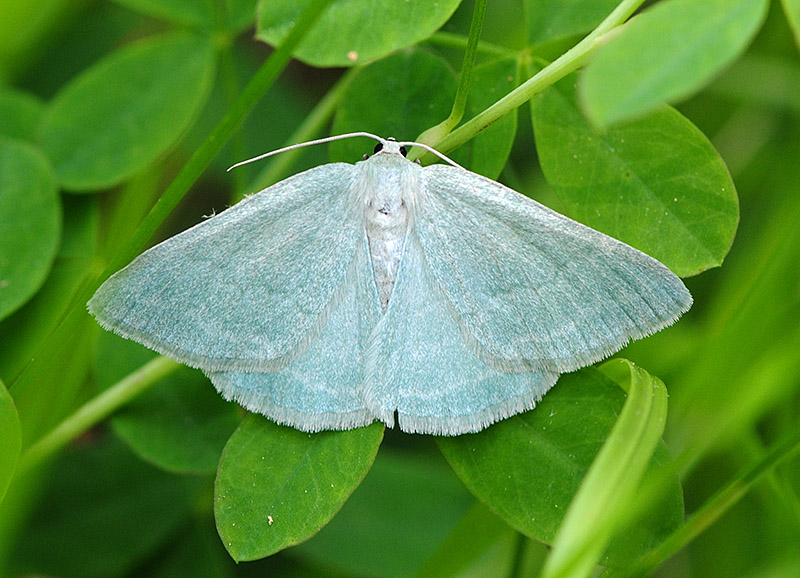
[257,0,461,67]
[0,196,97,382]
[39,32,216,191]
[437,367,683,568]
[330,48,457,162]
[94,332,242,475]
[293,449,473,576]
[524,0,619,45]
[0,378,21,503]
[215,415,384,561]
[456,57,519,179]
[0,137,60,321]
[580,0,769,127]
[7,437,193,578]
[0,88,43,141]
[532,74,739,277]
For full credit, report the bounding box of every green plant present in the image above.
[1,0,799,576]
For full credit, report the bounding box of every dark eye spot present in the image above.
[373,142,383,154]
[400,146,408,157]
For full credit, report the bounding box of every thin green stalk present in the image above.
[411,0,487,157]
[429,0,646,157]
[16,357,180,475]
[603,427,800,578]
[448,0,486,126]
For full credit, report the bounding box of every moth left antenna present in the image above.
[227,132,386,171]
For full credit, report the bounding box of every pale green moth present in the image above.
[88,132,691,435]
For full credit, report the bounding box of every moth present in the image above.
[89,133,691,435]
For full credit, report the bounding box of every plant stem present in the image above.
[431,0,646,156]
[16,356,180,475]
[449,0,486,127]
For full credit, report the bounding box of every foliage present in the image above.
[1,0,799,576]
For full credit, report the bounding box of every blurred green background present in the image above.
[1,0,799,576]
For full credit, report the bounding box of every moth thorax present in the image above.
[365,189,410,313]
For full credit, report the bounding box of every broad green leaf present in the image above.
[0,196,96,382]
[0,379,21,503]
[580,0,769,127]
[94,332,241,474]
[39,32,216,191]
[785,0,800,50]
[0,89,43,141]
[437,367,683,568]
[215,416,384,561]
[0,138,60,321]
[257,0,461,67]
[532,74,739,277]
[7,437,193,578]
[414,502,520,578]
[457,57,519,179]
[524,0,619,45]
[330,49,457,162]
[293,449,472,577]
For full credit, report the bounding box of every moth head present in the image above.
[372,137,408,158]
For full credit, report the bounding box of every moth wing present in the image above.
[89,163,362,371]
[365,232,559,435]
[209,234,382,431]
[416,165,692,373]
